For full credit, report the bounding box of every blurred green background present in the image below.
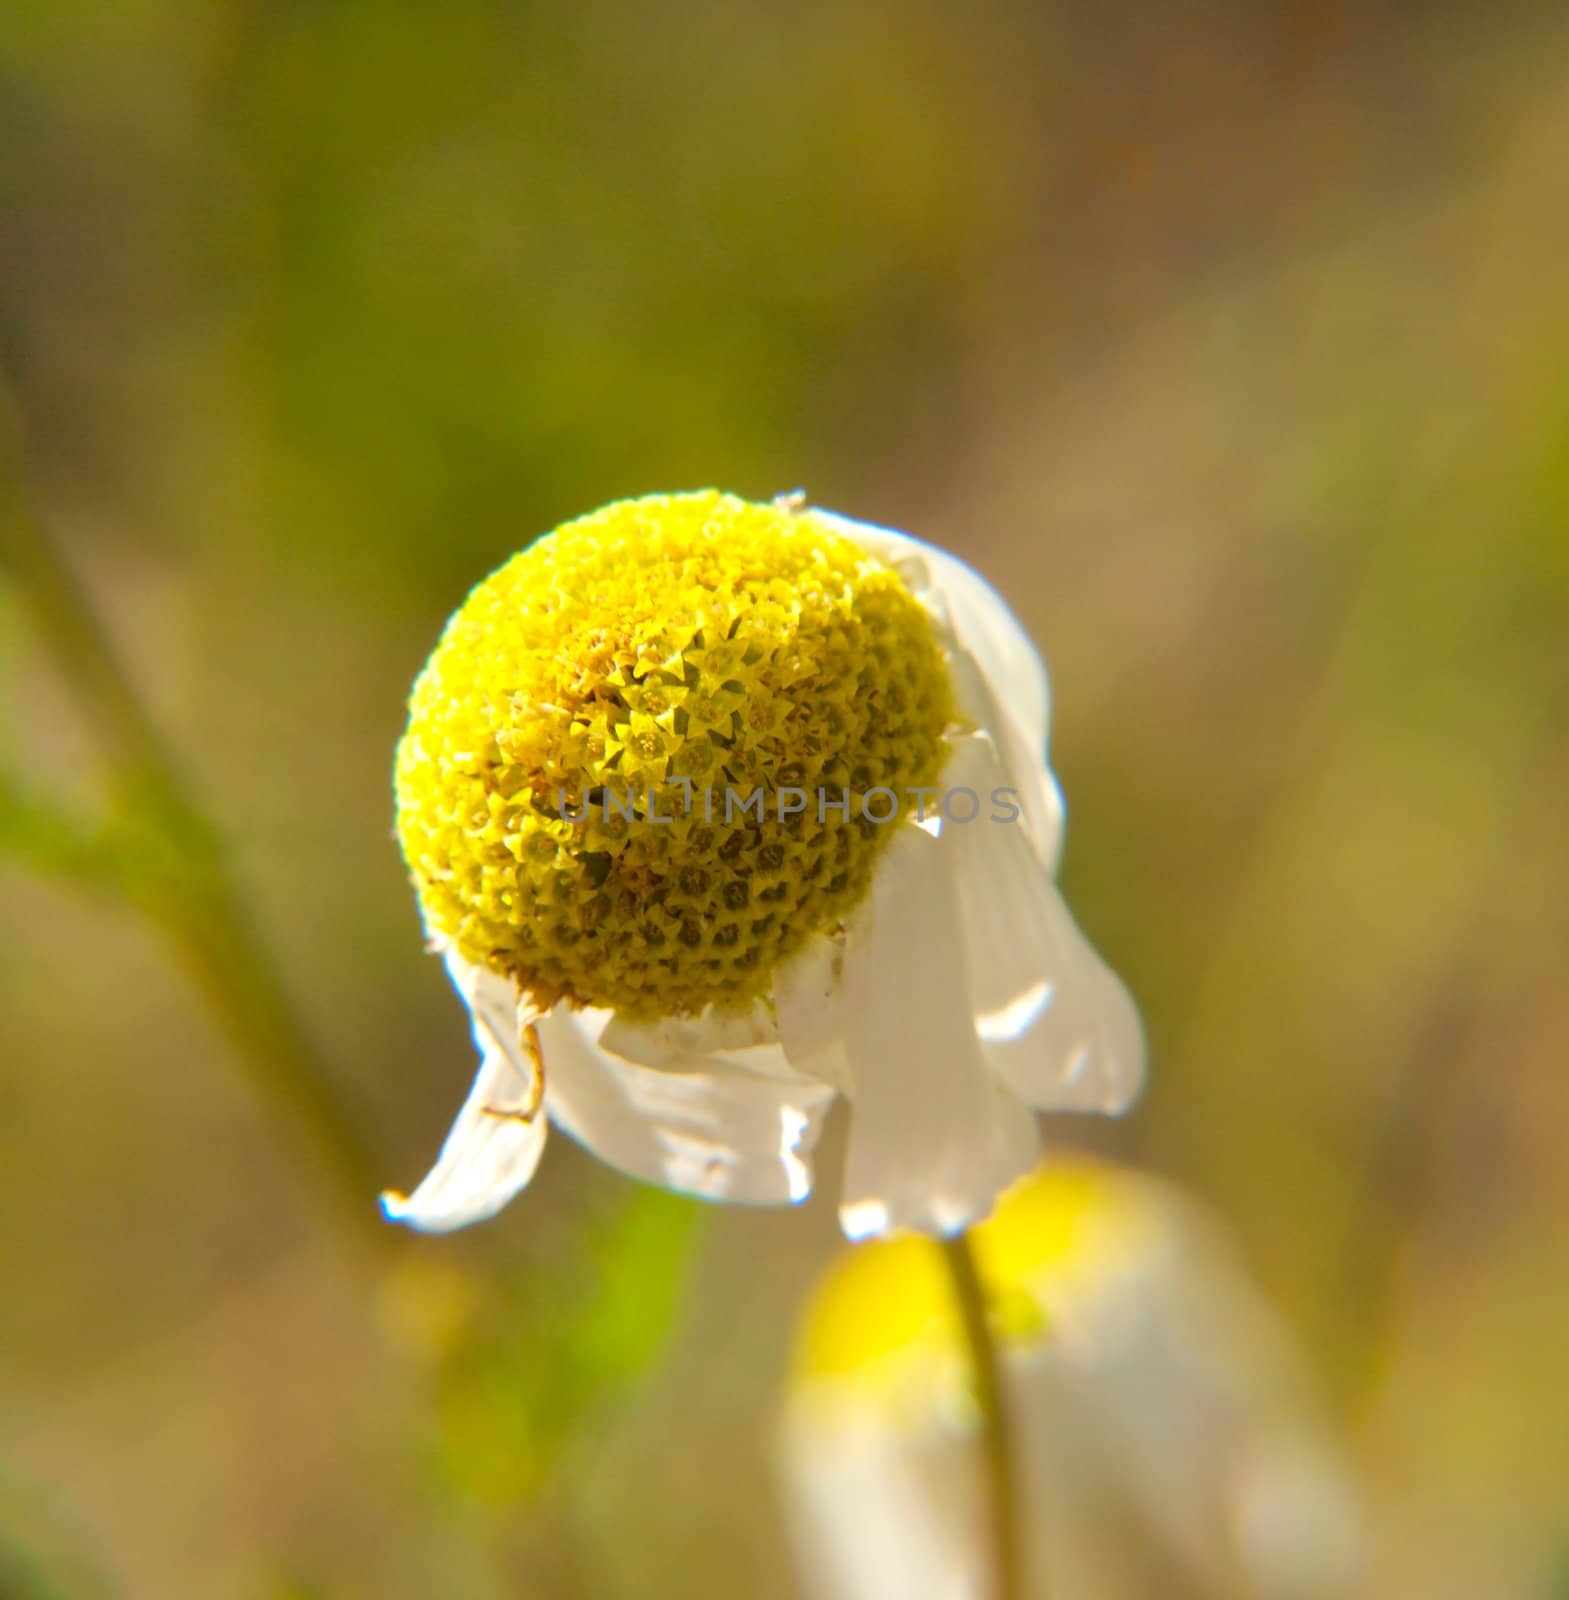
[3,2,1568,1595]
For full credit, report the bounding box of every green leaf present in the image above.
[0,1465,117,1600]
[429,1187,706,1507]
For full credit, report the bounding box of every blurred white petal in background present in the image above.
[781,1160,1363,1600]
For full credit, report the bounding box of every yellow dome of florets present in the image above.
[394,490,954,1018]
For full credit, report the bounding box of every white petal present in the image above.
[838,820,1039,1238]
[813,508,1049,746]
[537,1008,835,1205]
[1233,1438,1364,1597]
[772,934,852,1092]
[942,733,1145,1114]
[597,1001,820,1089]
[945,648,1064,873]
[599,999,777,1066]
[781,1404,975,1600]
[380,953,547,1233]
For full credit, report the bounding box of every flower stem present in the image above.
[940,1230,1027,1600]
[1,387,388,1255]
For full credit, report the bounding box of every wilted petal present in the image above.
[538,1008,835,1205]
[380,953,547,1233]
[773,933,852,1093]
[942,733,1145,1115]
[945,648,1064,873]
[839,820,1039,1238]
[599,999,778,1067]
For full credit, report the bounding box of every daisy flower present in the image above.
[782,1161,1363,1599]
[382,490,1142,1237]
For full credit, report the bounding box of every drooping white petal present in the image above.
[601,998,777,1075]
[945,647,1064,874]
[598,1005,822,1092]
[537,1007,835,1205]
[838,820,1040,1238]
[380,953,547,1233]
[942,733,1145,1115]
[772,934,852,1093]
[815,508,1050,748]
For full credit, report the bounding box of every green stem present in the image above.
[941,1230,1028,1600]
[1,388,388,1254]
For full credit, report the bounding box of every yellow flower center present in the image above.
[394,490,954,1017]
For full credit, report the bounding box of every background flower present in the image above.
[782,1162,1363,1599]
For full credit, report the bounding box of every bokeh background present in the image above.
[3,2,1568,1595]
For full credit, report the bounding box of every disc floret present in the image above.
[395,491,955,1018]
